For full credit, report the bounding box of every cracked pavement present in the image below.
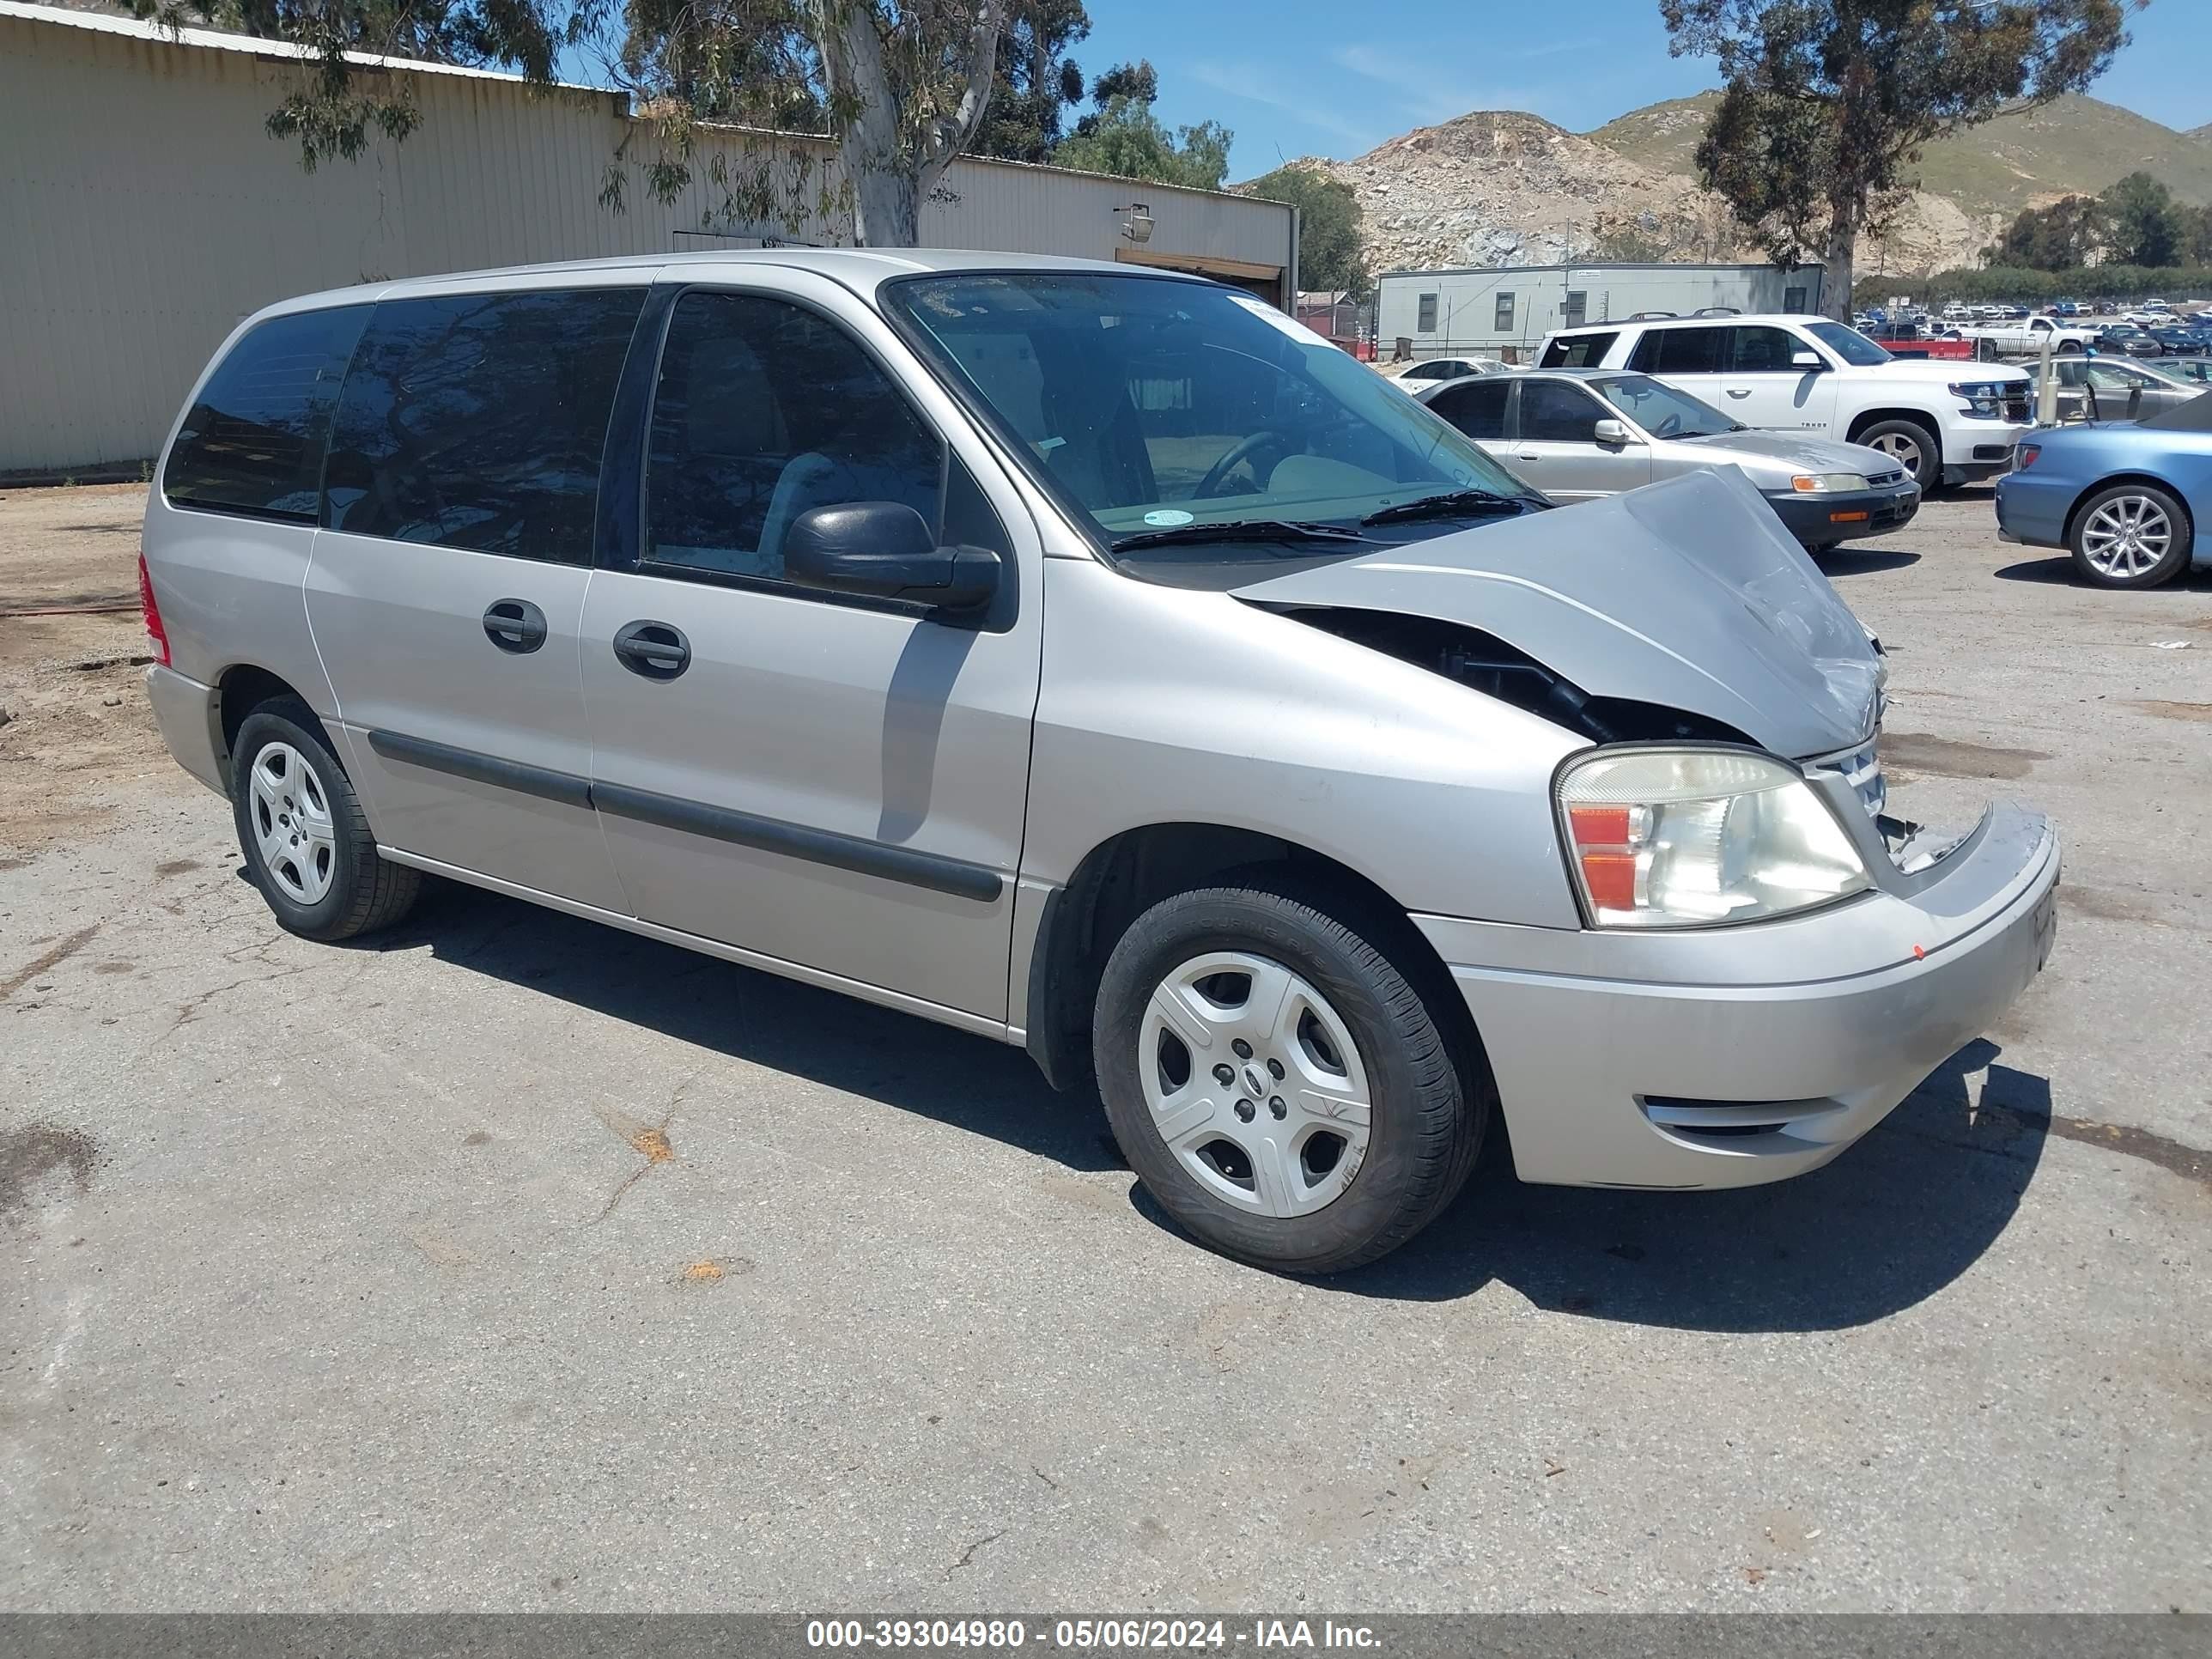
[3,485,2209,1611]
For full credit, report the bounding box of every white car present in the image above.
[1537,313,2032,490]
[1394,356,1504,386]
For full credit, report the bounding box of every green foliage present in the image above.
[2101,169,2183,268]
[1662,0,2131,313]
[1984,193,2107,270]
[1053,69,1231,191]
[971,0,1089,163]
[1244,166,1369,298]
[137,0,1018,245]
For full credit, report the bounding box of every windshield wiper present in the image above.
[1109,519,1371,553]
[1360,489,1540,526]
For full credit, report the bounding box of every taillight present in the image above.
[2015,444,2039,471]
[138,553,171,667]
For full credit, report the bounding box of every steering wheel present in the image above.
[1653,413,1682,438]
[1194,428,1297,498]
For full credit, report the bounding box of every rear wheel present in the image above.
[230,699,421,941]
[1857,417,1942,492]
[2069,482,2192,588]
[1092,884,1488,1273]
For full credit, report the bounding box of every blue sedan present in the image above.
[1995,392,2212,587]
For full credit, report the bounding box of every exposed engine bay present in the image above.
[1273,606,1755,748]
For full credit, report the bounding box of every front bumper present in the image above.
[145,664,228,796]
[1413,803,2059,1190]
[1764,480,1920,544]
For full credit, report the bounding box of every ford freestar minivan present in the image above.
[141,251,2060,1272]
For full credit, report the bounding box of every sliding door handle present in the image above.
[482,599,547,653]
[612,620,690,680]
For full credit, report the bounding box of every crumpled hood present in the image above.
[1679,428,1901,477]
[1236,467,1882,759]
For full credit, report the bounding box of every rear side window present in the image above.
[1627,326,1725,374]
[322,288,646,563]
[1540,331,1618,368]
[163,306,368,522]
[1426,379,1509,440]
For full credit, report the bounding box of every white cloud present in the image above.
[1328,43,1582,126]
[1185,60,1379,149]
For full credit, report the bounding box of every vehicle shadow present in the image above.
[365,878,1126,1175]
[1997,553,2212,592]
[1814,548,1921,576]
[1283,1038,2051,1329]
[366,882,2050,1332]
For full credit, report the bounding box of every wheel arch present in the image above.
[212,663,317,788]
[1020,821,1486,1109]
[1845,406,1942,451]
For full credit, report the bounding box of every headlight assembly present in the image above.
[1556,748,1871,928]
[1790,471,1870,493]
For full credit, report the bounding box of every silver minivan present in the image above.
[141,251,2060,1272]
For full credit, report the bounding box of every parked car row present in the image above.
[1534,313,2030,492]
[140,249,2063,1273]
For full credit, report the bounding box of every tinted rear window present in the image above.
[163,306,368,522]
[1627,326,1725,374]
[1427,378,1510,439]
[323,288,646,562]
[1540,331,1617,368]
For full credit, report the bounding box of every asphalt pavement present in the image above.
[3,487,2209,1611]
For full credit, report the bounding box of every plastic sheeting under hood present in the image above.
[1233,467,1882,760]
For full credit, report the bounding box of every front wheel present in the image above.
[2069,482,2192,588]
[1092,885,1489,1273]
[1856,417,1942,492]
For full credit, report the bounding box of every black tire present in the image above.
[2067,481,2193,589]
[1856,416,1942,492]
[1092,884,1490,1273]
[229,697,420,941]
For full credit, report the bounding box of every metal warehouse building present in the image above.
[0,0,1297,477]
[1376,261,1826,361]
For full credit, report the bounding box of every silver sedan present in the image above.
[1417,367,1921,549]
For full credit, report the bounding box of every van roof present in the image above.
[248,247,1206,321]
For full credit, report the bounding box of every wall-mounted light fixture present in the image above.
[1115,202,1154,245]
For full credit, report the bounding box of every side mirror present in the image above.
[783,501,1002,620]
[1790,349,1825,370]
[1591,417,1635,446]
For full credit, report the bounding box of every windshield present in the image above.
[882,272,1536,551]
[1803,322,1893,367]
[1588,374,1740,439]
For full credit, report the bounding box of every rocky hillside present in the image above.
[1304,91,2212,281]
[1304,111,1748,274]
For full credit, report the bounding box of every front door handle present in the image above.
[483,598,547,653]
[1725,389,1753,399]
[612,619,690,680]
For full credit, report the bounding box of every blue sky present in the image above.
[1071,0,2211,177]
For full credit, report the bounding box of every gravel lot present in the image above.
[3,483,2209,1612]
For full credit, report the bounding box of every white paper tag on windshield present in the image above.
[1229,293,1326,345]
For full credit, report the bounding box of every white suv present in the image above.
[1539,313,2031,490]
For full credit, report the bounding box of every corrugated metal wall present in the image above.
[0,6,1294,476]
